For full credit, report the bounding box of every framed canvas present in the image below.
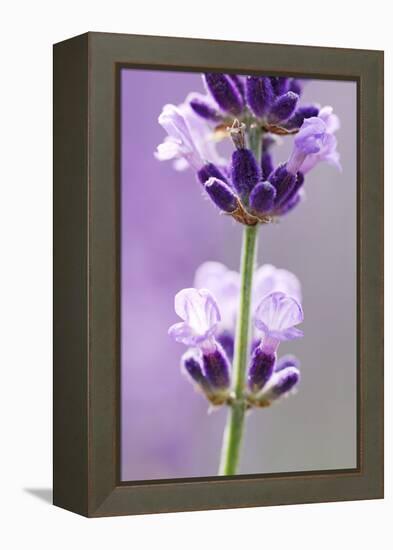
[53,32,384,517]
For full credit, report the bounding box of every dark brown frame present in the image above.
[53,32,384,517]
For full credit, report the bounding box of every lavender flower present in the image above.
[168,288,220,351]
[155,101,225,171]
[156,75,341,223]
[247,291,303,403]
[286,111,341,175]
[194,262,240,334]
[254,291,304,353]
[169,288,231,404]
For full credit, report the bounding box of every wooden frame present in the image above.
[53,32,384,517]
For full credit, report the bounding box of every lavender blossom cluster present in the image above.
[168,263,303,408]
[156,73,341,225]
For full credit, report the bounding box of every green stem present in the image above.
[219,223,258,475]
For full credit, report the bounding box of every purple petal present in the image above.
[254,291,304,340]
[170,288,221,346]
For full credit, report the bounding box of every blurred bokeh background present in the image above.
[121,69,357,481]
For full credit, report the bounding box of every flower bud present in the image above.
[204,73,244,115]
[249,181,276,214]
[253,366,300,406]
[275,191,302,216]
[197,162,228,185]
[190,97,220,121]
[202,344,231,391]
[270,367,300,397]
[228,75,245,99]
[275,354,300,372]
[261,152,274,180]
[217,330,234,361]
[248,348,276,393]
[269,164,296,207]
[285,105,319,130]
[205,177,238,213]
[269,77,290,96]
[288,78,303,96]
[181,350,206,386]
[231,148,261,198]
[268,92,299,124]
[246,76,274,117]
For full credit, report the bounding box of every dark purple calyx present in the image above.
[202,345,231,390]
[285,105,319,130]
[269,164,297,208]
[245,76,274,117]
[272,368,300,397]
[248,348,276,393]
[231,148,261,199]
[204,73,244,115]
[274,171,304,215]
[197,162,228,185]
[205,177,238,213]
[228,75,245,99]
[268,92,299,124]
[261,151,274,180]
[269,77,290,96]
[288,78,303,96]
[217,331,234,361]
[249,181,276,214]
[275,354,300,372]
[189,97,220,121]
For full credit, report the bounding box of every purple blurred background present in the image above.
[121,69,357,481]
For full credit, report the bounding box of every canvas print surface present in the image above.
[120,69,357,481]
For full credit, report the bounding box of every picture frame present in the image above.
[53,32,384,517]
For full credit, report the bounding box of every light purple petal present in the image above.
[253,264,302,307]
[171,288,221,347]
[318,105,340,133]
[254,292,304,340]
[294,117,327,154]
[155,99,226,172]
[194,262,240,332]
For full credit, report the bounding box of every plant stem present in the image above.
[219,223,258,475]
